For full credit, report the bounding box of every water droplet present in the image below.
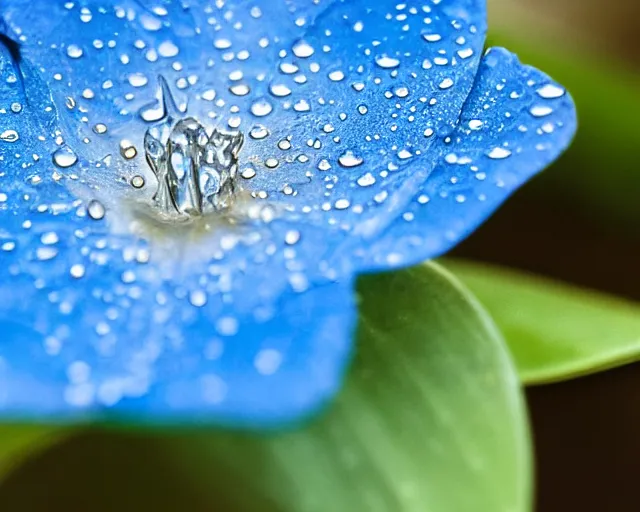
[357,172,376,187]
[229,84,250,96]
[70,264,86,278]
[93,123,108,134]
[241,167,256,179]
[278,139,292,150]
[66,44,83,58]
[269,84,292,97]
[335,199,351,210]
[214,38,232,50]
[487,147,512,159]
[128,73,149,87]
[131,175,145,188]
[317,159,331,171]
[439,78,454,89]
[40,232,58,246]
[293,100,310,112]
[0,130,19,143]
[422,34,442,42]
[338,151,363,168]
[189,290,207,307]
[250,100,273,117]
[394,86,409,98]
[530,105,553,117]
[279,62,299,74]
[249,125,269,140]
[52,146,78,168]
[120,140,138,160]
[144,117,244,217]
[285,230,301,245]
[87,200,106,220]
[292,40,314,58]
[158,40,179,58]
[536,84,565,99]
[375,55,400,69]
[265,157,279,169]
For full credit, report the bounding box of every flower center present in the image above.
[144,117,244,220]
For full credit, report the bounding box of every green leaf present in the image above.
[150,262,530,512]
[0,425,69,479]
[446,260,640,385]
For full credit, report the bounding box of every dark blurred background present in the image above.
[0,1,638,510]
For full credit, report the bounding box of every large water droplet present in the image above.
[52,146,78,168]
[0,130,19,143]
[250,100,273,117]
[487,147,512,159]
[292,40,314,58]
[375,55,400,69]
[338,151,364,168]
[87,200,106,220]
[536,84,565,99]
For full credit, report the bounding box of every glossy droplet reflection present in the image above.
[145,117,244,219]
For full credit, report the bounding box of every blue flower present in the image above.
[0,0,575,428]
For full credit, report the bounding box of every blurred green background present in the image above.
[0,1,638,510]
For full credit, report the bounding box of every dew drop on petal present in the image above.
[487,147,512,159]
[230,84,250,96]
[375,55,400,69]
[439,78,454,89]
[0,130,19,143]
[285,230,301,245]
[87,200,106,220]
[270,84,291,97]
[120,140,138,159]
[536,84,565,99]
[70,264,86,279]
[131,175,145,188]
[66,44,83,59]
[357,172,376,187]
[292,40,314,58]
[93,123,108,134]
[249,125,269,140]
[250,100,273,117]
[52,146,78,168]
[529,105,554,117]
[338,151,364,168]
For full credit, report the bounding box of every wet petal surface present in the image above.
[0,271,356,427]
[1,0,487,256]
[358,47,577,269]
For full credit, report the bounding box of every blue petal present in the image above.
[0,4,575,427]
[0,206,356,426]
[1,0,488,269]
[356,47,577,269]
[1,36,357,426]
